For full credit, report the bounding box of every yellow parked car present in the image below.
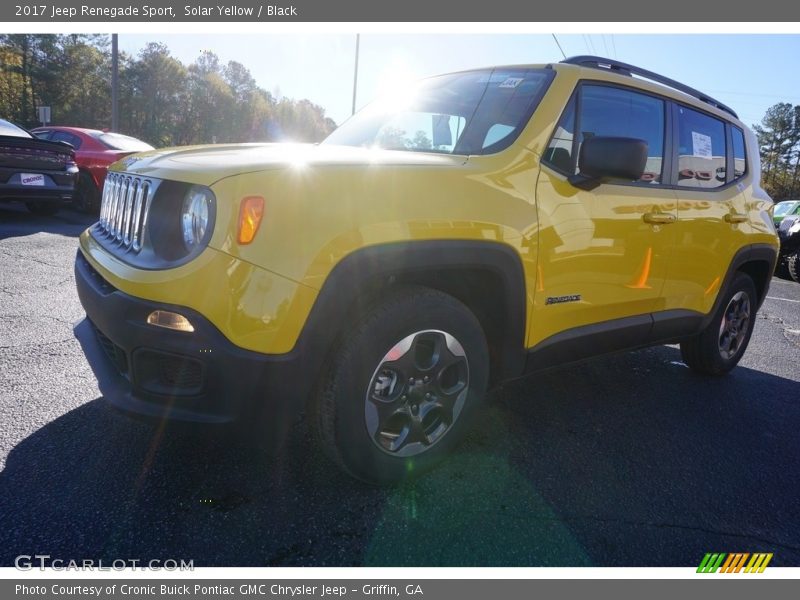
[75,56,778,483]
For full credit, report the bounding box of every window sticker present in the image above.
[691,131,713,159]
[498,77,524,89]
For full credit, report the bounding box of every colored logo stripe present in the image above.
[745,553,773,573]
[697,553,726,573]
[697,552,773,573]
[720,553,749,573]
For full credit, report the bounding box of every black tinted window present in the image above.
[579,86,665,184]
[51,131,82,150]
[676,106,726,189]
[544,84,665,184]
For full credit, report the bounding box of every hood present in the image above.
[111,143,469,186]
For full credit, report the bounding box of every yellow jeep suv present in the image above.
[75,56,778,483]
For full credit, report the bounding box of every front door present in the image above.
[531,82,677,348]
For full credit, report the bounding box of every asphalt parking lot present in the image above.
[1,202,799,567]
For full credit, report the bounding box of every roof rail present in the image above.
[560,55,738,119]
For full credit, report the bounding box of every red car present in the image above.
[32,127,153,212]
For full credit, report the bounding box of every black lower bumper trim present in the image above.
[74,250,303,425]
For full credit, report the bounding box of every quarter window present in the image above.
[731,126,747,180]
[543,95,576,174]
[675,106,726,189]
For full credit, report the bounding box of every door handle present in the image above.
[724,213,748,224]
[643,212,676,225]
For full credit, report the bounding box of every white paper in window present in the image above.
[498,77,523,88]
[691,131,713,159]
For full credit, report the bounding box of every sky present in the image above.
[118,34,800,128]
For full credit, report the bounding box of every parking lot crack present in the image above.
[760,311,800,350]
[0,337,74,350]
[0,248,64,269]
[0,314,76,326]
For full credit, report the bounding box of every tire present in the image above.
[680,272,757,375]
[788,253,800,283]
[314,286,489,484]
[74,172,100,213]
[25,201,59,216]
[775,257,790,280]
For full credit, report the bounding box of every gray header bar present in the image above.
[4,579,797,600]
[3,0,800,22]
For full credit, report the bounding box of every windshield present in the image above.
[323,68,553,155]
[91,131,154,152]
[0,119,32,139]
[775,201,799,217]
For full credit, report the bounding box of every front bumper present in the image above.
[74,250,303,424]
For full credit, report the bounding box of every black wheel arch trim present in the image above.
[706,243,777,321]
[294,240,528,393]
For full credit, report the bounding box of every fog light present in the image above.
[146,310,195,332]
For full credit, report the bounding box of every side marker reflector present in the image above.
[237,196,265,245]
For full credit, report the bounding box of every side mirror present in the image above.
[568,136,648,191]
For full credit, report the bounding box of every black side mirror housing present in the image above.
[568,136,648,191]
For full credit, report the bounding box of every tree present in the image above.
[755,102,800,200]
[0,34,337,147]
[124,43,188,146]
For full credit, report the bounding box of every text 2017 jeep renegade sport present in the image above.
[75,57,779,483]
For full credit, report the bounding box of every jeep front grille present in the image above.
[98,172,155,252]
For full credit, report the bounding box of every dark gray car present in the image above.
[0,118,79,216]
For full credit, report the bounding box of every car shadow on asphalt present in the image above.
[0,204,95,241]
[1,340,799,567]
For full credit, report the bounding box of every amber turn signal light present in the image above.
[146,310,195,333]
[237,196,265,245]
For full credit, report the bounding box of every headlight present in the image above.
[181,186,212,250]
[790,219,800,234]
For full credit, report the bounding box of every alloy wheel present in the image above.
[364,330,470,457]
[718,290,751,360]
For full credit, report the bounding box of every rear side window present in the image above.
[731,126,747,180]
[675,106,726,188]
[543,84,666,184]
[50,131,82,150]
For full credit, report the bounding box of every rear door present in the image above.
[659,105,749,317]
